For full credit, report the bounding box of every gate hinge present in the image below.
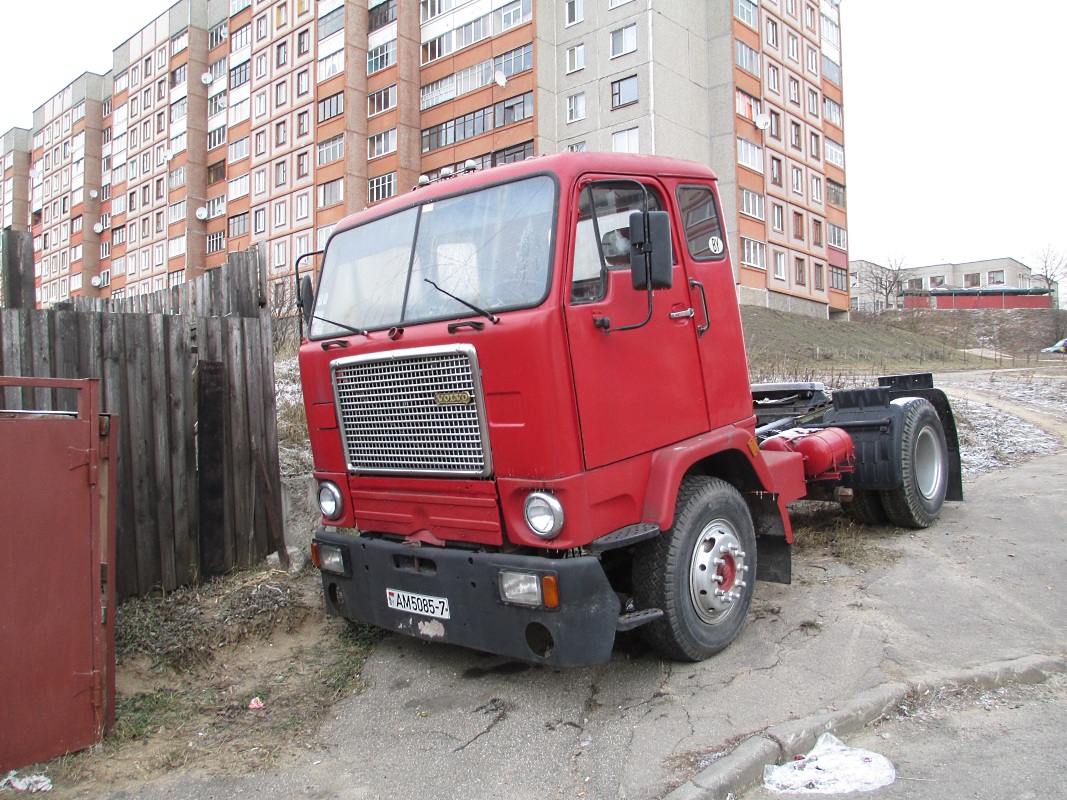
[69,447,100,486]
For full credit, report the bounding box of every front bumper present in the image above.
[313,527,621,667]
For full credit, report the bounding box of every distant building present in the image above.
[850,257,1057,312]
[6,0,850,315]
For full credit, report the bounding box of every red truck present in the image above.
[297,152,961,667]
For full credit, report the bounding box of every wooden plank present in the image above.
[1,310,25,409]
[101,313,138,600]
[124,313,161,595]
[196,360,228,579]
[256,309,285,558]
[242,316,270,560]
[30,310,54,410]
[167,316,197,585]
[149,314,177,591]
[52,309,81,411]
[225,319,253,567]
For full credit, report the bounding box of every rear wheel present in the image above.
[846,489,889,525]
[633,476,756,661]
[880,398,949,528]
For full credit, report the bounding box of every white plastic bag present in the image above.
[763,732,895,794]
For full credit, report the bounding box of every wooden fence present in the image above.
[0,252,284,600]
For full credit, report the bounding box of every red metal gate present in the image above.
[0,377,117,770]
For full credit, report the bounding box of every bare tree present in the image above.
[857,256,916,313]
[1032,244,1066,301]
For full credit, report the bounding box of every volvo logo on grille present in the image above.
[434,390,472,406]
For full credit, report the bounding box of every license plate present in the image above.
[386,588,451,620]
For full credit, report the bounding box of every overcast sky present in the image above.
[2,0,1064,271]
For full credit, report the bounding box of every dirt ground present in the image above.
[14,362,1066,799]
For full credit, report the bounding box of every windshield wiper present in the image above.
[313,315,368,337]
[424,279,499,324]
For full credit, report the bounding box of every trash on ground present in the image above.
[0,770,53,793]
[763,732,895,794]
[248,697,265,710]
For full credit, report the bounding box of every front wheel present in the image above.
[633,476,757,661]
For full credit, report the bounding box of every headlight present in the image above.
[317,481,343,520]
[499,571,542,607]
[523,492,564,539]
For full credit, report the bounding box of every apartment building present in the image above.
[5,0,847,314]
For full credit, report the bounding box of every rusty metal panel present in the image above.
[0,377,117,771]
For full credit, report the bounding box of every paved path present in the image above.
[115,450,1067,800]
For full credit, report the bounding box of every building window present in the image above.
[735,39,760,75]
[791,166,803,194]
[809,131,821,160]
[368,85,397,116]
[612,76,638,109]
[228,212,249,237]
[739,187,765,220]
[767,64,780,94]
[610,24,637,58]
[987,270,1005,285]
[369,172,397,204]
[770,157,782,186]
[275,160,287,187]
[735,0,758,27]
[368,128,398,159]
[810,175,822,203]
[792,211,804,240]
[774,251,786,280]
[825,137,845,168]
[824,96,843,126]
[828,222,847,249]
[740,237,766,269]
[812,219,823,246]
[565,0,583,25]
[737,137,763,173]
[827,179,846,207]
[813,262,824,290]
[318,92,344,122]
[368,40,397,74]
[318,178,344,208]
[369,0,397,32]
[766,18,779,47]
[830,264,847,291]
[317,134,344,165]
[207,161,226,184]
[772,203,784,232]
[735,89,760,120]
[790,120,802,149]
[566,44,585,73]
[566,92,586,123]
[275,121,287,146]
[788,77,800,106]
[807,88,820,117]
[795,257,806,285]
[612,127,639,153]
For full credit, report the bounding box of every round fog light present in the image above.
[318,481,343,520]
[524,492,564,539]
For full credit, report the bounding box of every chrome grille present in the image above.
[332,345,490,476]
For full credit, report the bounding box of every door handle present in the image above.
[669,308,695,320]
[688,278,710,337]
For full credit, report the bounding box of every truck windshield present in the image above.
[309,175,555,338]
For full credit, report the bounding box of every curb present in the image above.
[664,653,1067,800]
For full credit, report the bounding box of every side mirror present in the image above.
[299,273,315,331]
[629,210,672,290]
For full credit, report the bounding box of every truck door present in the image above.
[564,179,709,469]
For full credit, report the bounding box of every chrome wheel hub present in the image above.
[689,520,749,624]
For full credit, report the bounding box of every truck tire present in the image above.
[846,489,889,525]
[880,398,949,529]
[633,476,756,661]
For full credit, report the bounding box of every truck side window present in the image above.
[676,185,726,261]
[571,182,664,304]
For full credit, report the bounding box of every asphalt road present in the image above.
[122,450,1067,800]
